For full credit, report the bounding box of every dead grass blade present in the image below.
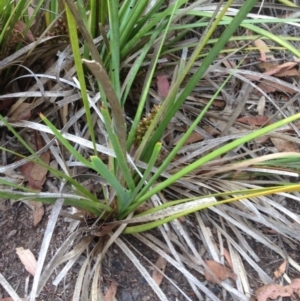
[122,236,194,300]
[52,235,95,286]
[220,82,253,136]
[117,197,217,225]
[114,237,169,301]
[0,273,23,301]
[134,233,223,301]
[209,215,273,284]
[99,212,134,260]
[82,59,127,154]
[91,252,104,301]
[153,197,204,299]
[29,197,64,301]
[37,229,83,294]
[228,243,251,299]
[72,254,92,301]
[0,38,55,70]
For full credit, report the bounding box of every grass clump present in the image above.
[1,0,300,300]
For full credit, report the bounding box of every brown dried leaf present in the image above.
[92,223,118,237]
[271,138,300,152]
[212,99,226,108]
[175,125,219,146]
[274,260,287,278]
[104,280,117,301]
[257,96,266,116]
[237,116,271,126]
[21,151,50,190]
[152,256,167,286]
[256,283,293,301]
[204,260,237,284]
[157,75,170,99]
[255,278,300,300]
[219,245,234,270]
[135,202,152,214]
[16,247,37,276]
[289,278,300,295]
[222,59,237,69]
[252,39,274,62]
[10,103,31,121]
[257,79,297,94]
[29,201,44,226]
[263,62,299,77]
[183,132,205,145]
[275,67,300,78]
[14,20,35,43]
[259,61,277,73]
[257,60,300,80]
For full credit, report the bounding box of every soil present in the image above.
[0,200,193,301]
[1,200,300,301]
[0,200,76,301]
